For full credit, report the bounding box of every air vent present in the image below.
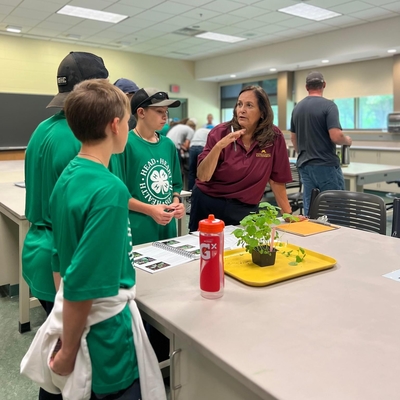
[173,27,205,37]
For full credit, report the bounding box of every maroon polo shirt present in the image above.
[196,123,292,205]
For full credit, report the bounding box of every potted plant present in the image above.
[232,202,295,267]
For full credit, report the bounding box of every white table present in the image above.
[289,159,400,192]
[135,227,400,400]
[342,162,400,192]
[0,181,40,333]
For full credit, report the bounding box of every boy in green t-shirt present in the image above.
[46,80,164,399]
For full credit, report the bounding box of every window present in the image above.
[334,95,393,130]
[221,79,278,126]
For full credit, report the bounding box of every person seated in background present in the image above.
[189,85,306,232]
[188,128,210,191]
[167,118,196,187]
[114,78,140,130]
[203,113,215,129]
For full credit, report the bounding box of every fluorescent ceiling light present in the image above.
[230,74,236,78]
[269,68,277,72]
[279,3,341,21]
[388,49,397,53]
[321,59,329,63]
[195,31,246,43]
[6,25,21,33]
[57,5,127,23]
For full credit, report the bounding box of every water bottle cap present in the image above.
[198,214,225,233]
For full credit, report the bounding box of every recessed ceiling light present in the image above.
[57,5,128,23]
[270,68,277,72]
[321,59,329,63]
[388,49,397,53]
[195,32,246,43]
[230,74,236,78]
[279,4,341,21]
[6,25,22,33]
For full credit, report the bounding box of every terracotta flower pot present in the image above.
[251,248,277,267]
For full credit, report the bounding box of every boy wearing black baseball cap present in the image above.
[22,52,108,400]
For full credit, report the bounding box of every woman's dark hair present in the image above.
[229,85,276,148]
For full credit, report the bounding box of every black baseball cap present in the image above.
[131,88,181,114]
[47,51,109,108]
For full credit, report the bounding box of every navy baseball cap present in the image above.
[114,78,139,94]
[131,88,181,114]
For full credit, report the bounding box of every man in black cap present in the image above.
[22,51,108,400]
[114,78,139,130]
[290,71,352,216]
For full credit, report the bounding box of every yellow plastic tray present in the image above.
[224,244,336,287]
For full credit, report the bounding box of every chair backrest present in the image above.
[286,165,301,191]
[392,198,400,238]
[309,190,386,235]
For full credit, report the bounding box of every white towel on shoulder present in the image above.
[21,281,166,400]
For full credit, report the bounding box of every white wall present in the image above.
[0,35,219,128]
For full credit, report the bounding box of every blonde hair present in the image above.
[64,79,130,143]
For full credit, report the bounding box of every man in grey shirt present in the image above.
[290,71,352,215]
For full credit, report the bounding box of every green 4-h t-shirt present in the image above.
[23,111,80,301]
[110,132,183,245]
[50,157,138,394]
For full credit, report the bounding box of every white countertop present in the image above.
[135,227,400,400]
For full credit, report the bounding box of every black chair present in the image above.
[308,188,320,217]
[309,190,386,235]
[391,198,400,238]
[287,165,303,214]
[385,181,400,210]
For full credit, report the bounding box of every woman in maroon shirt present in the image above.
[189,85,298,231]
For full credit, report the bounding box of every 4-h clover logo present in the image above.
[150,169,170,194]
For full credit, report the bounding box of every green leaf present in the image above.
[289,261,298,266]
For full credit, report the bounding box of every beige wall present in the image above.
[0,35,219,128]
[294,58,394,103]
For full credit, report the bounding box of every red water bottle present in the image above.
[198,214,225,299]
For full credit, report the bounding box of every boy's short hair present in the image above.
[64,79,130,143]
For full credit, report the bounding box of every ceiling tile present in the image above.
[231,19,266,30]
[229,5,269,18]
[191,21,225,31]
[382,2,400,12]
[151,1,194,15]
[0,4,15,15]
[253,24,287,34]
[307,0,354,7]
[19,0,61,13]
[207,14,243,26]
[148,22,185,33]
[10,6,52,19]
[68,0,116,11]
[0,0,20,5]
[118,0,164,8]
[350,7,396,20]
[132,9,174,22]
[27,27,64,36]
[162,14,200,27]
[330,1,374,14]
[202,0,245,13]
[44,13,83,26]
[251,0,297,11]
[323,14,365,26]
[35,20,73,31]
[103,4,147,17]
[231,0,263,5]
[274,16,316,28]
[362,0,396,4]
[171,0,215,5]
[1,15,41,27]
[213,25,247,35]
[253,11,293,23]
[179,7,221,21]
